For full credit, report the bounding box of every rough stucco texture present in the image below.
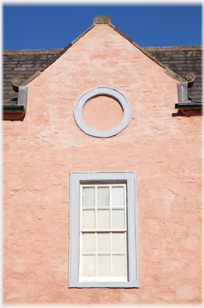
[83,95,123,130]
[3,24,202,304]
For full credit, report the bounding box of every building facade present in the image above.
[3,15,202,304]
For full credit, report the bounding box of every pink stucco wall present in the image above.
[3,24,202,304]
[83,95,123,130]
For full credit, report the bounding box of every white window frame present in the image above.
[69,171,138,288]
[80,183,128,282]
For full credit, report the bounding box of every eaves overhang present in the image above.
[3,86,27,120]
[3,106,25,121]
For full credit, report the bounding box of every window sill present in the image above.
[69,280,138,288]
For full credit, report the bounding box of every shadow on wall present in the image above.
[172,110,185,117]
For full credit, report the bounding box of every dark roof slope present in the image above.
[3,49,61,106]
[3,45,202,106]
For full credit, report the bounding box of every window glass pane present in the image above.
[112,186,125,207]
[82,255,96,277]
[112,255,126,277]
[82,210,95,229]
[97,187,109,207]
[97,255,111,276]
[97,209,110,229]
[82,187,95,207]
[97,233,110,253]
[112,209,125,229]
[112,233,125,253]
[82,233,95,253]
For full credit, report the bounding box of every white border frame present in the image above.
[69,171,138,288]
[74,86,131,138]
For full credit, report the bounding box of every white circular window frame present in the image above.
[74,86,131,138]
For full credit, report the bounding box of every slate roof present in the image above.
[3,45,202,106]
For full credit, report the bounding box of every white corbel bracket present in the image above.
[177,82,192,105]
[18,86,28,108]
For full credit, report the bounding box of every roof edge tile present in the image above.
[3,49,63,54]
[143,45,202,51]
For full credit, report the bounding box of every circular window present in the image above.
[74,86,131,138]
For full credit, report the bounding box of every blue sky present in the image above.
[3,4,202,50]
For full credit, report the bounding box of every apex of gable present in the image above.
[93,15,111,25]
